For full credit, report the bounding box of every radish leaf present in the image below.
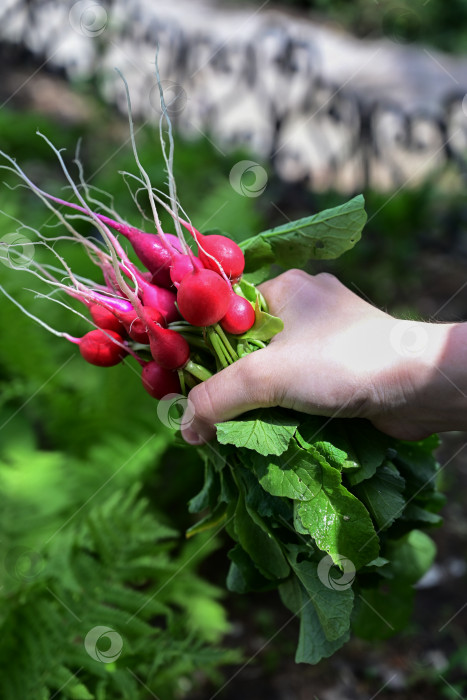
[240,195,366,272]
[216,409,299,456]
[294,462,379,570]
[288,548,354,642]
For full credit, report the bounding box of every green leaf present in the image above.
[243,266,272,284]
[288,550,354,642]
[240,195,366,272]
[188,459,219,513]
[353,463,406,530]
[235,277,258,303]
[237,302,284,342]
[250,443,323,502]
[240,235,274,272]
[186,502,227,539]
[240,467,293,521]
[280,578,350,664]
[296,429,348,472]
[233,492,290,580]
[295,462,379,569]
[393,438,440,495]
[226,544,274,593]
[68,684,95,700]
[363,556,390,571]
[352,581,414,640]
[297,416,381,478]
[216,409,299,456]
[344,420,392,485]
[400,503,442,526]
[385,530,436,585]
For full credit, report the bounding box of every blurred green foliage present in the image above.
[0,108,242,699]
[249,0,467,52]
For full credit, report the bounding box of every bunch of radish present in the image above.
[63,208,258,399]
[0,76,274,403]
[0,143,267,401]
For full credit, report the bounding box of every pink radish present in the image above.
[76,329,127,367]
[89,303,126,334]
[139,279,178,324]
[72,291,155,341]
[198,234,245,280]
[120,265,179,323]
[179,220,245,280]
[87,296,166,342]
[145,319,190,370]
[89,292,135,316]
[220,294,255,335]
[177,269,231,327]
[141,361,181,399]
[124,307,164,344]
[169,253,204,286]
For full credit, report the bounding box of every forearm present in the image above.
[369,321,467,439]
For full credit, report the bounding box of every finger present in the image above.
[258,269,312,317]
[181,350,272,444]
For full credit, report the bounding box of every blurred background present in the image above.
[1,0,467,698]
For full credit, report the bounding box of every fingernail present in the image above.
[182,426,204,445]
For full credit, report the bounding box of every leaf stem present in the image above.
[184,360,213,382]
[178,368,186,395]
[214,324,238,362]
[207,328,229,369]
[180,334,208,351]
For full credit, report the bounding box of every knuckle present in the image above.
[283,268,309,282]
[189,380,218,425]
[268,269,310,299]
[315,271,339,285]
[239,351,277,406]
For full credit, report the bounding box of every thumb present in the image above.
[181,350,272,445]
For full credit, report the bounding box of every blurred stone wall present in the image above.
[1,0,467,191]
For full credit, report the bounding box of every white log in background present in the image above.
[1,0,467,191]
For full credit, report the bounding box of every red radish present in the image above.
[122,230,180,281]
[179,220,245,280]
[140,280,179,324]
[145,319,190,370]
[119,230,183,288]
[89,303,126,334]
[220,294,256,335]
[123,307,164,343]
[177,269,231,327]
[141,361,181,399]
[75,292,163,342]
[77,329,127,367]
[198,234,245,280]
[169,253,204,286]
[90,292,135,315]
[121,265,179,323]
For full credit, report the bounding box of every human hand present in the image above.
[182,270,466,444]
